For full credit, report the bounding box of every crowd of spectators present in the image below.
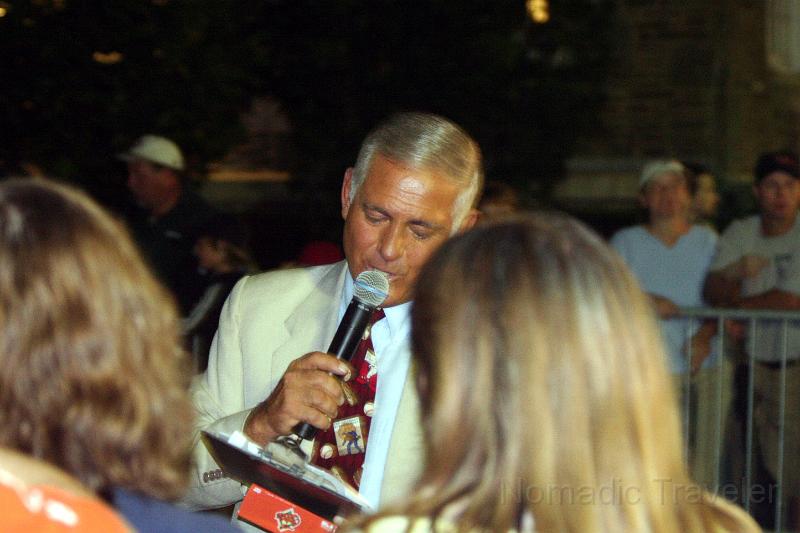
[607,153,800,531]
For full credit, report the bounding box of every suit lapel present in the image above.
[270,262,348,382]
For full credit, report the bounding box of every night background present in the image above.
[0,0,615,266]
[3,2,800,529]
[1,0,796,266]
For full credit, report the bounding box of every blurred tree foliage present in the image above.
[0,0,266,203]
[257,0,615,207]
[0,0,613,209]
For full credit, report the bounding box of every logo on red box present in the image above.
[274,507,302,532]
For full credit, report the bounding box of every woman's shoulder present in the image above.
[1,483,131,531]
[356,514,528,533]
[714,504,762,532]
[0,452,131,532]
[697,494,761,533]
[358,515,455,533]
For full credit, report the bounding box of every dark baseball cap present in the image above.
[754,151,800,183]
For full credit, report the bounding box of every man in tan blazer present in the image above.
[184,112,484,521]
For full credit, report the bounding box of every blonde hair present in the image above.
[359,213,758,533]
[350,112,483,229]
[0,178,193,500]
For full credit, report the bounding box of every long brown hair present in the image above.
[0,178,193,500]
[360,212,758,532]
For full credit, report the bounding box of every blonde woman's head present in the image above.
[401,212,750,532]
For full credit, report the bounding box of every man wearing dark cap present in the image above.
[119,134,214,313]
[703,150,800,526]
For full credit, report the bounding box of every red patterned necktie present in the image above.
[310,308,385,488]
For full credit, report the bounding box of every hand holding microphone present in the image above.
[292,270,390,440]
[244,271,389,452]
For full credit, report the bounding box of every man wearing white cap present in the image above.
[611,159,723,491]
[611,159,719,376]
[120,134,213,313]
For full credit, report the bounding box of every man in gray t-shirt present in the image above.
[709,213,800,362]
[704,151,800,524]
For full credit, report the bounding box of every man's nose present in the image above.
[772,183,794,199]
[378,224,406,262]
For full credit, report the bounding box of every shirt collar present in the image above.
[341,268,412,338]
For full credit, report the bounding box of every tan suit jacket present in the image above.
[184,261,423,511]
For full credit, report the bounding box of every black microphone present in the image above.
[292,270,390,441]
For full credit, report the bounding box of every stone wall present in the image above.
[561,0,800,212]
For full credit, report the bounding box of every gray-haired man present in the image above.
[185,113,484,525]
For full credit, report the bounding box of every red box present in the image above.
[239,484,338,533]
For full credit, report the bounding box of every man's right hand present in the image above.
[650,294,680,318]
[720,254,769,280]
[243,352,353,446]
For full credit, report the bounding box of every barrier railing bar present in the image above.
[714,314,725,491]
[775,320,788,532]
[675,306,800,530]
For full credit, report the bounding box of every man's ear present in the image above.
[638,192,648,209]
[341,168,354,219]
[457,208,480,233]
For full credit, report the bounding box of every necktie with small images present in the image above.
[310,308,385,488]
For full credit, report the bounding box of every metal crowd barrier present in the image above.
[679,307,800,533]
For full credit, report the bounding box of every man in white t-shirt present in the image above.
[703,150,800,527]
[611,159,718,376]
[611,160,721,489]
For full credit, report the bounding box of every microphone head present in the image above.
[354,270,390,308]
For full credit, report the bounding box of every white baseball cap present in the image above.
[639,159,685,189]
[118,135,185,171]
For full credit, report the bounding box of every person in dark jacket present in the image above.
[183,213,257,372]
[119,134,215,313]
